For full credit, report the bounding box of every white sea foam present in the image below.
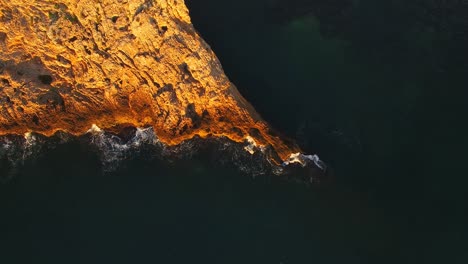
[282,152,326,171]
[243,135,326,173]
[243,136,266,155]
[86,125,159,170]
[22,132,39,160]
[0,132,41,176]
[243,136,257,154]
[1,125,325,178]
[1,138,12,152]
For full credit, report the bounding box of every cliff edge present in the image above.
[0,0,305,166]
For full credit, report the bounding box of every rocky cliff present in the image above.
[0,0,310,167]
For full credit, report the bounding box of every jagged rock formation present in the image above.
[0,0,304,165]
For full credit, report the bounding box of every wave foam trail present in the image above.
[23,132,39,160]
[282,153,327,171]
[1,126,327,182]
[87,125,160,170]
[0,133,45,179]
[0,133,41,163]
[243,136,267,155]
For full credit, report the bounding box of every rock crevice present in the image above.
[0,0,302,165]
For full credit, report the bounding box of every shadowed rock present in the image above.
[0,0,317,168]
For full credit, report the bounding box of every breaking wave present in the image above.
[0,125,327,182]
[86,125,161,170]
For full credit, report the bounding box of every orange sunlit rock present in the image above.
[0,0,301,165]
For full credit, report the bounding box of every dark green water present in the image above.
[1,0,467,263]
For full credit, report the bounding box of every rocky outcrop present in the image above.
[0,0,304,166]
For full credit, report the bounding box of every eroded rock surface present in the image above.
[0,0,302,165]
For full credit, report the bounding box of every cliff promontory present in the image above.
[0,0,311,166]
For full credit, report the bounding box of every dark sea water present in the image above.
[1,0,467,263]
